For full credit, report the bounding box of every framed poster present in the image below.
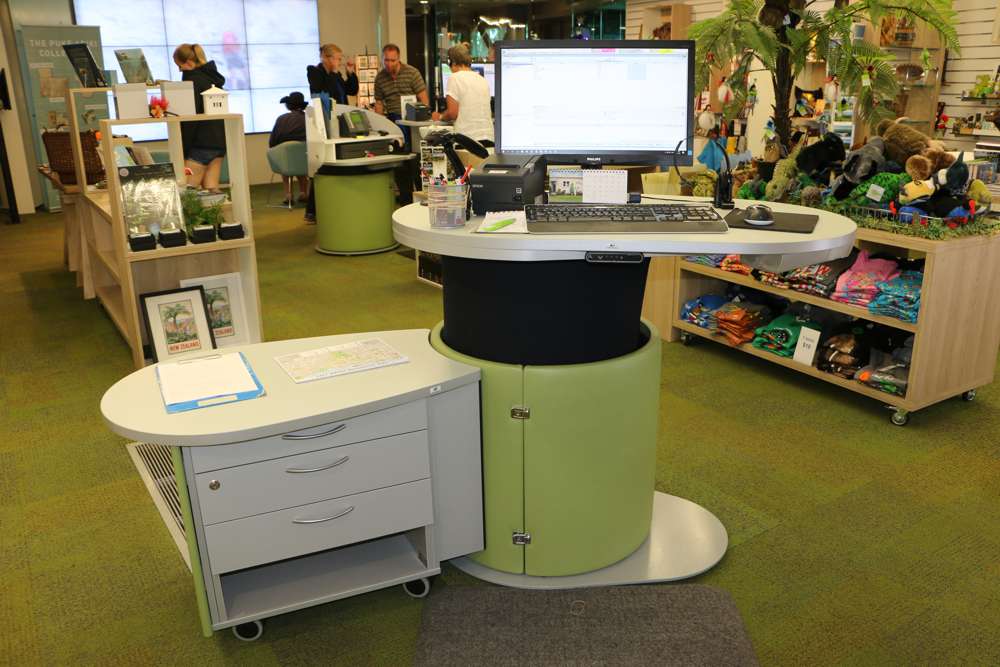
[140,287,216,362]
[179,273,250,347]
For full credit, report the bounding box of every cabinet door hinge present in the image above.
[512,531,532,545]
[510,407,531,419]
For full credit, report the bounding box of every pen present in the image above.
[459,165,473,184]
[482,217,516,232]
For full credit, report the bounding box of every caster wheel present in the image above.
[680,332,694,346]
[890,410,909,427]
[232,620,263,642]
[961,390,977,402]
[403,577,431,599]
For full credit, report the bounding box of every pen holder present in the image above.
[427,182,469,228]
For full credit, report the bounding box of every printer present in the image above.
[469,154,547,215]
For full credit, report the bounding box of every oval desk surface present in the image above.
[393,197,857,264]
[101,330,480,447]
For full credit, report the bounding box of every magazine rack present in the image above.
[66,88,262,368]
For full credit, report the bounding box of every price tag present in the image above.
[866,183,885,201]
[793,326,822,366]
[861,73,871,88]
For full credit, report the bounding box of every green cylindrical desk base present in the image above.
[431,320,661,577]
[314,170,397,255]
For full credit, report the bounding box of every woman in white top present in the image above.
[432,45,494,145]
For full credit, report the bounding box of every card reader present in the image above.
[469,153,547,215]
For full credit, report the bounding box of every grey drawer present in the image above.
[195,430,430,525]
[204,479,433,574]
[190,399,428,473]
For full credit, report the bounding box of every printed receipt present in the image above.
[275,338,409,383]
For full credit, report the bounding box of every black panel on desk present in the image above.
[440,257,650,365]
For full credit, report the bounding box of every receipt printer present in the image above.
[469,153,547,215]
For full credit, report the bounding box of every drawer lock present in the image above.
[208,480,221,491]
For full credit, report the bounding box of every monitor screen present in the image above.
[444,62,496,98]
[495,41,695,166]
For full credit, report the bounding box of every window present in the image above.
[74,0,319,139]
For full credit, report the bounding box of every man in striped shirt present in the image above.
[373,43,429,118]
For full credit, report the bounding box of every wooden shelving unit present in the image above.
[642,227,1000,424]
[67,89,262,368]
[640,3,690,40]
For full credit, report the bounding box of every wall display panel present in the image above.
[73,0,318,135]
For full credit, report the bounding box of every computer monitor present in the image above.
[443,63,496,98]
[495,40,695,166]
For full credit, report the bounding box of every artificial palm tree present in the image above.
[689,0,959,149]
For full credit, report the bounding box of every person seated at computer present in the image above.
[269,91,309,205]
[432,45,494,146]
[173,44,226,192]
[307,43,358,103]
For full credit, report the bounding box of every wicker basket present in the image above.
[41,130,104,186]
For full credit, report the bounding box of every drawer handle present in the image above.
[282,423,347,441]
[285,455,350,474]
[292,506,355,524]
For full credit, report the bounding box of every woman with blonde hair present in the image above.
[173,43,227,192]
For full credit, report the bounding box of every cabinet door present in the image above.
[523,334,661,576]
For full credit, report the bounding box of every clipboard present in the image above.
[156,352,265,413]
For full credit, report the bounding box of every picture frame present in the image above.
[179,272,250,348]
[140,286,216,362]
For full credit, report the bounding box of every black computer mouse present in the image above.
[744,204,775,226]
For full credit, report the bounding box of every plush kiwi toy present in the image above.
[876,118,948,165]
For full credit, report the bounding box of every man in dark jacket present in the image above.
[174,44,227,192]
[307,44,358,104]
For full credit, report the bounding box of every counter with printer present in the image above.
[392,196,856,588]
[305,103,415,255]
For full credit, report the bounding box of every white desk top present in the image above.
[392,197,857,268]
[396,119,451,128]
[322,153,414,168]
[101,330,480,447]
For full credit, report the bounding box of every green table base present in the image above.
[314,170,397,255]
[431,320,661,577]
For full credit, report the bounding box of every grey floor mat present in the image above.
[414,584,758,666]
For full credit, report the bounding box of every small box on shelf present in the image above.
[128,232,156,252]
[189,224,217,244]
[158,229,187,247]
[218,222,245,240]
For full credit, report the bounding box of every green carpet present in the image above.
[2,187,998,665]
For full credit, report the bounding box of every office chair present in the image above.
[265,141,309,208]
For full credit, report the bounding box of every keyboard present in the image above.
[525,203,728,234]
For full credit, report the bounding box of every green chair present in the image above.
[266,141,308,209]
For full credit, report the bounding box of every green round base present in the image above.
[314,170,395,254]
[431,320,662,577]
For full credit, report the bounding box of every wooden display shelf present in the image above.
[94,283,129,339]
[127,237,253,262]
[677,261,919,333]
[673,320,908,409]
[642,226,1000,423]
[67,87,262,369]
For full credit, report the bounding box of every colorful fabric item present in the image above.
[758,271,791,289]
[784,252,858,298]
[751,313,813,357]
[868,271,922,323]
[683,254,726,267]
[817,333,868,379]
[720,255,753,275]
[855,337,914,396]
[680,294,729,330]
[830,251,900,307]
[714,300,772,345]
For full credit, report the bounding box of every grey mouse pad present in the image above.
[725,208,819,233]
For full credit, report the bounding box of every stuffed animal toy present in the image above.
[764,145,803,201]
[904,147,955,182]
[800,185,823,208]
[830,137,886,199]
[796,132,846,181]
[966,179,992,207]
[875,118,946,165]
[899,154,968,204]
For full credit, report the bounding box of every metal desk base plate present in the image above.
[315,242,399,256]
[451,492,728,589]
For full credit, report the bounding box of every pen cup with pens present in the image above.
[427,167,472,228]
[427,182,469,228]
